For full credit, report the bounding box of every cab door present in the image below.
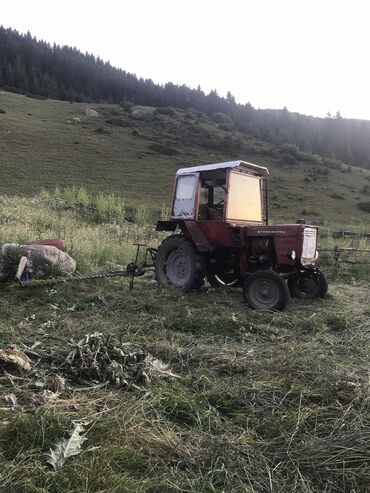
[171,173,199,219]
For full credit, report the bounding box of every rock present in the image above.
[85,108,99,118]
[72,117,81,122]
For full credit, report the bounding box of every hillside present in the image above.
[2,26,370,171]
[1,91,370,227]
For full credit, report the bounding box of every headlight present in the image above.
[315,250,319,260]
[289,250,296,260]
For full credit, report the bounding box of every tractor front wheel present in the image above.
[155,235,205,291]
[243,270,289,311]
[288,270,328,299]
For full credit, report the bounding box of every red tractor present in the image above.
[155,161,327,310]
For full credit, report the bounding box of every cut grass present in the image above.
[0,197,369,492]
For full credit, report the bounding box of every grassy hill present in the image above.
[1,91,370,227]
[0,197,369,492]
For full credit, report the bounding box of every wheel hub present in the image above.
[251,279,279,306]
[166,250,191,286]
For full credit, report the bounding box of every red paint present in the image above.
[31,239,65,251]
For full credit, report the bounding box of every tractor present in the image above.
[155,160,327,310]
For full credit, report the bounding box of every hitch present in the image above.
[126,243,157,289]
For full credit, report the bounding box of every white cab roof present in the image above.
[176,160,269,176]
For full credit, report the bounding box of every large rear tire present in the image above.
[288,270,328,299]
[155,235,205,291]
[243,270,289,311]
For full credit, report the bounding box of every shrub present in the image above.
[119,101,133,113]
[329,193,345,200]
[26,92,47,100]
[106,117,133,127]
[94,126,106,133]
[39,188,51,200]
[76,186,90,206]
[154,107,176,117]
[279,143,301,159]
[62,185,79,203]
[134,204,149,225]
[322,157,343,170]
[53,185,61,198]
[280,152,298,165]
[160,204,169,221]
[211,112,232,125]
[148,142,178,155]
[218,122,233,132]
[301,152,320,164]
[357,201,370,213]
[95,192,125,218]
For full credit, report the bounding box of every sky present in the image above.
[2,0,370,120]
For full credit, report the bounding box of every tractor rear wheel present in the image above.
[288,270,328,299]
[155,235,205,291]
[243,270,289,311]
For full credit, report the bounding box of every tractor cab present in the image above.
[169,161,269,225]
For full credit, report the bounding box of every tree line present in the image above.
[1,25,370,169]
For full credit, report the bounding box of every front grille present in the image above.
[302,227,317,261]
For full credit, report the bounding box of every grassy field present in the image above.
[0,196,369,492]
[1,91,370,227]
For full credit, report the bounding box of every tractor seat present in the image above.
[199,205,223,220]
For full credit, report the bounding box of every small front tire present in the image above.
[288,270,328,299]
[243,270,289,311]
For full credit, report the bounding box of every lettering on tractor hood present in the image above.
[256,230,287,234]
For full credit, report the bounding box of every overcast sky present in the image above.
[2,0,370,120]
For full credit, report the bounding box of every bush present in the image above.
[106,117,133,127]
[94,126,110,134]
[95,192,125,218]
[280,152,298,165]
[218,122,233,132]
[329,193,345,200]
[211,112,232,125]
[279,143,301,159]
[61,185,79,203]
[26,92,47,100]
[154,107,176,117]
[148,142,178,155]
[322,157,343,170]
[301,152,320,164]
[134,204,149,225]
[357,201,370,213]
[76,186,90,206]
[119,101,133,113]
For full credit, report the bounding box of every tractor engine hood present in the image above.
[245,224,319,267]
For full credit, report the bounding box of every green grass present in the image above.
[0,197,369,492]
[1,91,370,227]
